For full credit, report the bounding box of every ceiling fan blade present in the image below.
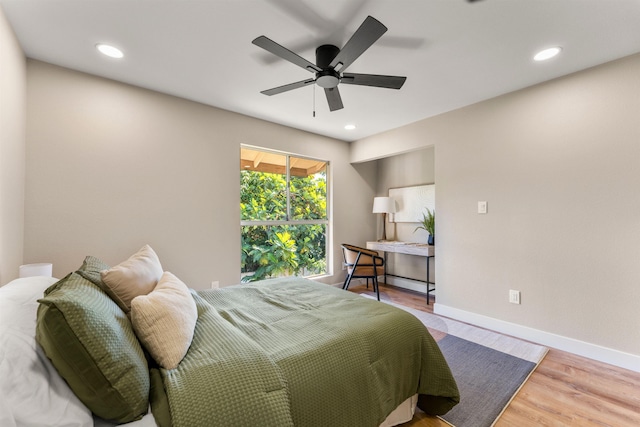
[324,87,344,111]
[329,16,387,72]
[261,79,315,96]
[252,36,321,73]
[341,73,406,89]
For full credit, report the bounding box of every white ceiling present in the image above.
[2,0,640,142]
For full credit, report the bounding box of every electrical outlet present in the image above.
[211,281,220,289]
[509,290,521,304]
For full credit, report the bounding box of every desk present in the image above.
[366,241,435,304]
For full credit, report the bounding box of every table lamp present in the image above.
[373,196,396,241]
[19,263,53,278]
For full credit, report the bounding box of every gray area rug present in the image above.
[362,295,548,427]
[437,335,536,427]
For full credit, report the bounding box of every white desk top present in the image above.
[366,241,434,257]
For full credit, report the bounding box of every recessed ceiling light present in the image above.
[344,124,356,130]
[96,43,124,59]
[534,46,561,62]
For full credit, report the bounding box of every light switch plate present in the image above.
[509,289,521,304]
[478,201,488,214]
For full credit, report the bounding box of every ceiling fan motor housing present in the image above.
[315,45,341,88]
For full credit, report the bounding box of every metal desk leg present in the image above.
[383,252,388,284]
[425,254,435,305]
[426,255,430,305]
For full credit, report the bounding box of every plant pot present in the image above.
[428,235,434,245]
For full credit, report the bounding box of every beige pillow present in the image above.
[130,271,197,370]
[100,244,163,313]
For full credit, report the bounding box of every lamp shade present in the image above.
[19,263,53,278]
[372,197,396,214]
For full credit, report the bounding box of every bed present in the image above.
[0,249,459,427]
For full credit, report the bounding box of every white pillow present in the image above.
[100,244,163,313]
[0,277,93,427]
[130,272,197,370]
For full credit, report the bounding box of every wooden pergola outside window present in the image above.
[241,147,326,178]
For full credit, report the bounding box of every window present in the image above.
[240,146,329,282]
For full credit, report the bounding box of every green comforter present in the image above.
[150,278,459,427]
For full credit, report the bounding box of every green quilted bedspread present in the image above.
[150,277,459,427]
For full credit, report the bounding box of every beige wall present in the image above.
[25,60,377,289]
[0,7,26,284]
[353,53,640,361]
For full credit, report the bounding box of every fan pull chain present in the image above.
[313,84,316,118]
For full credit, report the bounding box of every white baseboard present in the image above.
[434,303,640,373]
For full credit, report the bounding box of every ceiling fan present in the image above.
[252,15,407,112]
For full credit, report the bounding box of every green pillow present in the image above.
[76,255,111,287]
[36,272,149,423]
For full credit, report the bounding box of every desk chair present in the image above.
[341,244,385,301]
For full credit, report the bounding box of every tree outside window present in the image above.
[240,147,329,282]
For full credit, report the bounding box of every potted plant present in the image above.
[414,208,435,245]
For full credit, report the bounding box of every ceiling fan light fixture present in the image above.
[316,71,340,89]
[96,43,124,59]
[534,46,561,61]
